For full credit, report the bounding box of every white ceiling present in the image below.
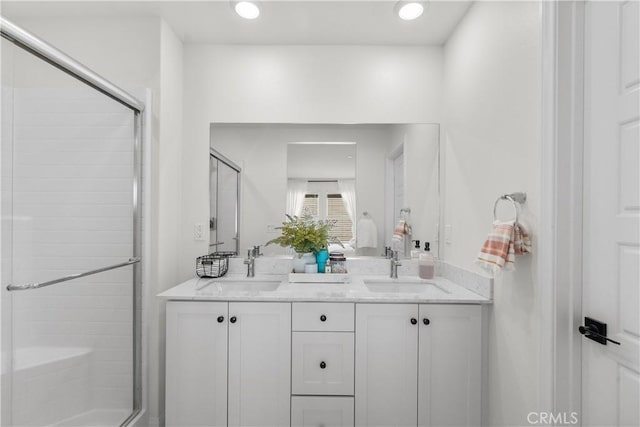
[2,1,473,45]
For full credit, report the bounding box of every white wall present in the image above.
[442,2,541,425]
[287,144,356,180]
[6,17,161,101]
[150,20,184,427]
[182,45,443,277]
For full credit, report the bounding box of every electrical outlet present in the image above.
[194,223,205,241]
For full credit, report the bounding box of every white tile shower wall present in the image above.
[12,347,91,426]
[11,88,135,419]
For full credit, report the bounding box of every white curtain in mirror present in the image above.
[287,179,308,217]
[338,179,357,239]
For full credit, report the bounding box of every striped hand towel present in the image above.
[477,220,532,273]
[513,222,532,256]
[392,219,406,248]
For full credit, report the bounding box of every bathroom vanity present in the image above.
[160,259,491,427]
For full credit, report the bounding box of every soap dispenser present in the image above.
[419,242,435,279]
[411,240,421,258]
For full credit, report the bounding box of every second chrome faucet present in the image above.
[390,250,402,279]
[244,245,262,277]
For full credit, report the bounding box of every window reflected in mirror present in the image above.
[287,142,356,252]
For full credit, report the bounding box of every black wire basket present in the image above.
[196,252,234,278]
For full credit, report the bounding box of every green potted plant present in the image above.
[266,214,339,273]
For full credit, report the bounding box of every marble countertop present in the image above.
[158,273,491,304]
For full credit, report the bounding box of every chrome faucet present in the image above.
[390,250,402,279]
[243,245,262,277]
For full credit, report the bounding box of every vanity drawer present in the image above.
[292,303,354,332]
[291,396,354,427]
[292,332,354,396]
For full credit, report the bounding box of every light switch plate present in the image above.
[194,223,206,241]
[445,224,453,244]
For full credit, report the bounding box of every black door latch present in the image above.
[579,317,621,346]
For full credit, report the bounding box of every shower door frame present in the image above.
[209,147,241,256]
[0,16,144,425]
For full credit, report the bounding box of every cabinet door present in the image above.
[292,396,355,427]
[165,301,228,427]
[355,304,419,427]
[418,305,482,427]
[228,302,291,427]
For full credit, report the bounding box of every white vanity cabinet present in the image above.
[355,304,482,427]
[291,396,355,427]
[165,301,228,427]
[355,304,419,427]
[165,299,483,427]
[418,305,481,427]
[291,302,356,427]
[165,301,291,427]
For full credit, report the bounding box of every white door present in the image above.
[227,302,291,427]
[417,305,481,427]
[165,302,228,427]
[355,303,418,427]
[582,2,640,426]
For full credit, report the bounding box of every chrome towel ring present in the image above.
[493,192,527,223]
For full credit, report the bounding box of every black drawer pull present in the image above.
[320,361,326,369]
[320,314,327,322]
[410,318,417,325]
[423,318,430,325]
[217,316,224,323]
[230,316,237,323]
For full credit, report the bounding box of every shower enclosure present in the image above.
[1,18,143,426]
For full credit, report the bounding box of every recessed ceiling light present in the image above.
[233,1,260,19]
[395,1,425,20]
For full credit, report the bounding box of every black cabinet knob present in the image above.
[217,316,224,323]
[423,318,430,325]
[320,361,326,369]
[320,314,327,322]
[410,318,417,325]
[230,316,237,323]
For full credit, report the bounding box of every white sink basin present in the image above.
[217,282,280,292]
[363,278,449,294]
[197,280,281,293]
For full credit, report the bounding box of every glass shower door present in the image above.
[1,29,141,427]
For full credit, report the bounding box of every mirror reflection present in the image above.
[209,149,241,255]
[287,142,357,254]
[210,123,440,258]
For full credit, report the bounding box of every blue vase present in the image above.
[316,249,329,273]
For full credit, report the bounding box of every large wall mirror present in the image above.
[210,123,440,258]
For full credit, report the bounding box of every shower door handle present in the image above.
[6,257,141,291]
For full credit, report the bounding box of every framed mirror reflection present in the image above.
[209,123,440,258]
